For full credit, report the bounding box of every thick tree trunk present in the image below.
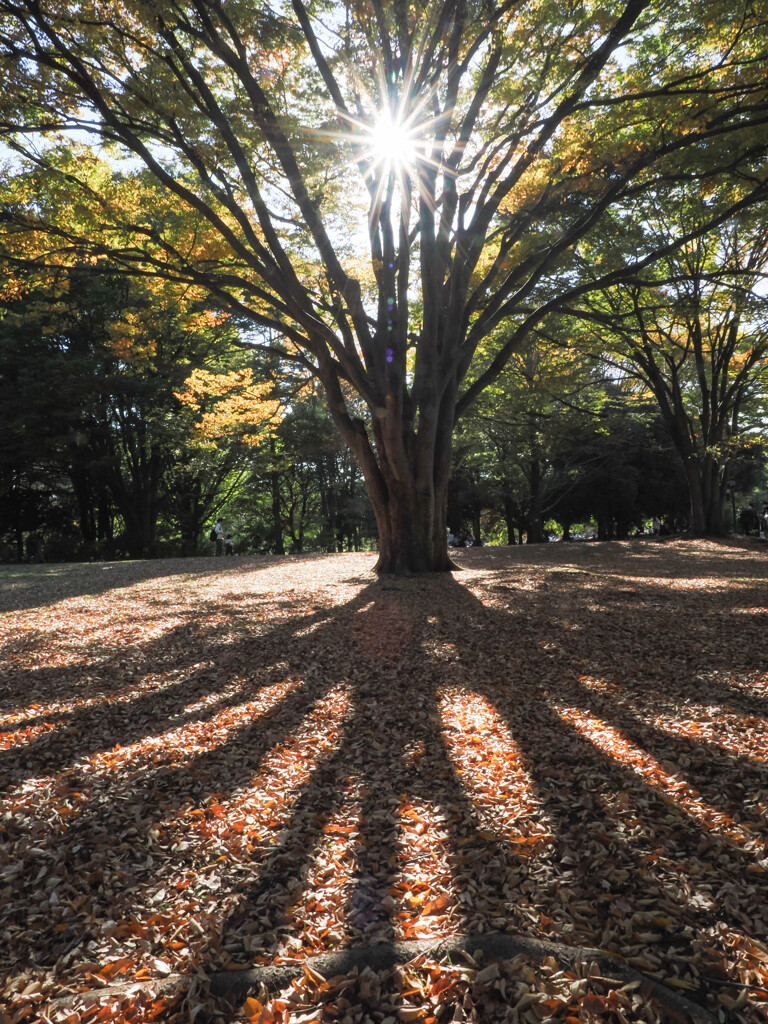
[319,348,459,575]
[371,477,456,574]
[686,455,726,535]
[362,394,459,574]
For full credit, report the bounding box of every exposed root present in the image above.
[41,933,718,1023]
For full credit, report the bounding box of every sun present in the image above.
[367,110,420,175]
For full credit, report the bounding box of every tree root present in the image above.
[40,933,718,1023]
[206,933,717,1023]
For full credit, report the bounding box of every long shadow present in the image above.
[218,583,516,964]
[436,572,768,989]
[1,582,369,974]
[3,578,515,982]
[4,550,768,1023]
[0,608,340,790]
[463,570,768,825]
[559,676,768,828]
[467,565,768,719]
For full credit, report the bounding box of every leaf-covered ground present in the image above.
[1,539,767,1024]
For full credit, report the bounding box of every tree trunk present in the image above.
[371,481,456,574]
[319,337,460,575]
[177,485,201,557]
[503,495,518,545]
[361,399,458,574]
[526,459,546,544]
[685,455,726,535]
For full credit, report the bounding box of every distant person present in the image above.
[224,534,234,556]
[213,518,225,556]
[652,516,661,536]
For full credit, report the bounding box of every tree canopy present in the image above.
[566,199,768,535]
[1,0,767,570]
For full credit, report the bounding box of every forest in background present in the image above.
[0,1,767,564]
[1,247,766,563]
[1,250,767,562]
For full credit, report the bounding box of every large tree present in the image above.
[1,0,767,571]
[567,202,768,535]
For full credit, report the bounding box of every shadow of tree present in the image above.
[1,544,767,1021]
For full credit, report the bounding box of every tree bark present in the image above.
[370,474,457,574]
[526,459,546,544]
[685,454,727,536]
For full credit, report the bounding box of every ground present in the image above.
[0,538,767,1024]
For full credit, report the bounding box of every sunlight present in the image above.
[270,796,364,951]
[393,795,460,941]
[367,110,420,175]
[552,702,768,857]
[438,686,553,847]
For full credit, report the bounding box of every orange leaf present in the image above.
[423,894,450,915]
[580,993,607,1012]
[147,998,170,1020]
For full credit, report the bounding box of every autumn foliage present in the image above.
[1,540,767,1022]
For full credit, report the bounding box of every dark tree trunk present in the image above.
[177,483,202,557]
[369,472,456,574]
[526,459,546,544]
[270,468,285,554]
[353,394,458,575]
[503,496,516,544]
[70,467,97,549]
[686,455,727,535]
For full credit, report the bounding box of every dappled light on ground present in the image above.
[438,687,552,849]
[552,703,767,854]
[1,540,767,1022]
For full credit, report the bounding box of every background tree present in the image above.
[171,359,281,552]
[548,396,690,539]
[567,201,768,534]
[0,262,272,557]
[459,341,611,544]
[1,1,767,570]
[226,389,376,555]
[0,278,81,559]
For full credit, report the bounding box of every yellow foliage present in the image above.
[175,367,280,448]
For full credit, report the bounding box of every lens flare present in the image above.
[368,110,419,174]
